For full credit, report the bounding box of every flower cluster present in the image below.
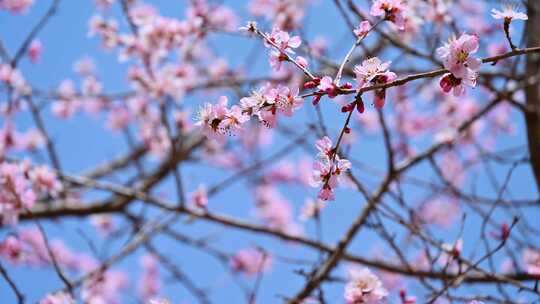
[196,84,303,142]
[0,64,29,96]
[310,136,351,201]
[1,227,128,303]
[1,121,45,157]
[0,162,35,225]
[195,96,249,143]
[265,27,303,71]
[354,57,397,108]
[437,33,481,96]
[241,83,303,126]
[89,0,236,64]
[344,267,388,304]
[0,162,63,225]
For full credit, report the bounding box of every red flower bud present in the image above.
[312,95,322,105]
[341,102,355,113]
[356,100,365,113]
[303,81,317,89]
[341,82,353,89]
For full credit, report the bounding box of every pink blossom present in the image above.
[317,76,334,92]
[94,0,114,10]
[219,105,250,135]
[267,27,302,52]
[239,83,303,128]
[0,235,22,262]
[344,267,389,304]
[296,56,308,68]
[370,0,406,30]
[81,76,102,96]
[419,198,460,228]
[265,27,301,71]
[438,72,476,97]
[377,270,404,291]
[248,0,308,30]
[128,3,157,26]
[195,96,235,142]
[189,185,208,209]
[39,291,75,304]
[56,79,77,99]
[268,50,286,71]
[274,86,304,116]
[90,214,116,236]
[18,129,45,151]
[264,161,296,184]
[315,136,333,158]
[81,270,128,304]
[522,248,540,276]
[29,165,62,196]
[27,40,42,63]
[107,105,132,131]
[318,187,335,201]
[138,254,161,300]
[0,64,27,94]
[88,15,119,49]
[437,34,481,95]
[73,57,96,76]
[10,228,78,269]
[437,34,481,78]
[52,101,79,119]
[0,121,19,155]
[0,0,33,14]
[354,57,396,108]
[399,289,416,304]
[0,162,36,225]
[230,248,271,276]
[208,58,229,79]
[353,21,372,38]
[354,57,396,88]
[310,137,351,201]
[310,36,328,57]
[491,6,528,22]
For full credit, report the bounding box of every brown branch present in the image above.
[524,1,540,195]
